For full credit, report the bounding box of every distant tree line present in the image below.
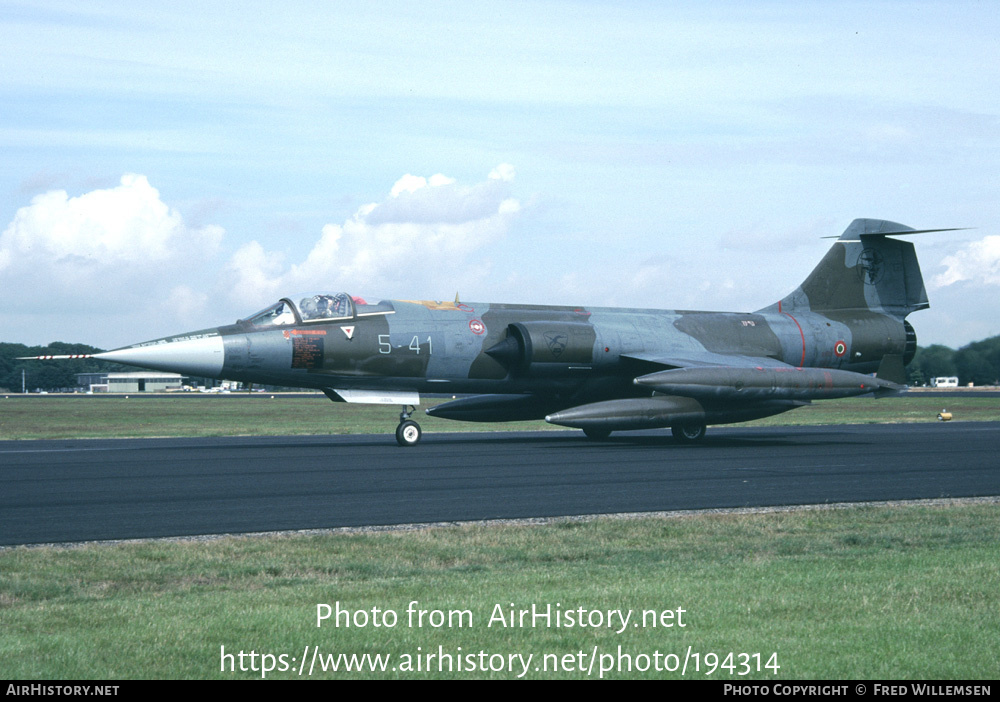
[906,335,1000,387]
[0,342,128,393]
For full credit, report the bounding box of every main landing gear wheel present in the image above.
[396,404,421,446]
[671,422,707,443]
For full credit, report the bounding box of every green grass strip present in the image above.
[2,503,998,679]
[2,394,998,440]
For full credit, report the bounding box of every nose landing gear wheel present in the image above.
[396,420,422,446]
[671,422,707,443]
[396,404,422,446]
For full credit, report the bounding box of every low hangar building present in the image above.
[77,372,187,393]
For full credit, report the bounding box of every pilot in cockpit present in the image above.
[304,293,351,319]
[316,295,336,317]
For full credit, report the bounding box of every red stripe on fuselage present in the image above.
[782,311,806,368]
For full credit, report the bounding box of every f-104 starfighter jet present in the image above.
[28,219,953,445]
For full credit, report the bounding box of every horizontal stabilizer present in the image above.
[822,219,970,239]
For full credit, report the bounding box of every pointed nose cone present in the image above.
[96,330,226,378]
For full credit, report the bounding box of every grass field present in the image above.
[1,392,999,440]
[2,393,998,679]
[2,503,998,679]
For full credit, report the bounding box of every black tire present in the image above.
[671,422,707,443]
[395,420,422,447]
[583,428,612,441]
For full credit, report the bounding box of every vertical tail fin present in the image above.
[771,219,931,319]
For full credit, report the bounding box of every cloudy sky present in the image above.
[2,1,998,349]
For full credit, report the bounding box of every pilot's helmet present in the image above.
[299,296,318,317]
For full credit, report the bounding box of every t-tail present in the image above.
[770,218,937,319]
[757,219,961,384]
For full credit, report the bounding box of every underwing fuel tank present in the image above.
[544,395,806,431]
[633,366,901,400]
[426,394,562,422]
[545,396,706,431]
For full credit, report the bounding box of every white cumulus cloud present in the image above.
[0,174,224,334]
[3,167,522,346]
[0,174,221,271]
[223,165,521,308]
[932,236,1000,288]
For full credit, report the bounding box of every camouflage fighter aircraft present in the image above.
[26,219,953,446]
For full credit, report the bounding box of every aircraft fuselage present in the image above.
[55,218,938,445]
[102,299,912,403]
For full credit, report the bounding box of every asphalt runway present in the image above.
[2,422,999,546]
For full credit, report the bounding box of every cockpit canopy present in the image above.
[241,293,392,328]
[297,292,354,321]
